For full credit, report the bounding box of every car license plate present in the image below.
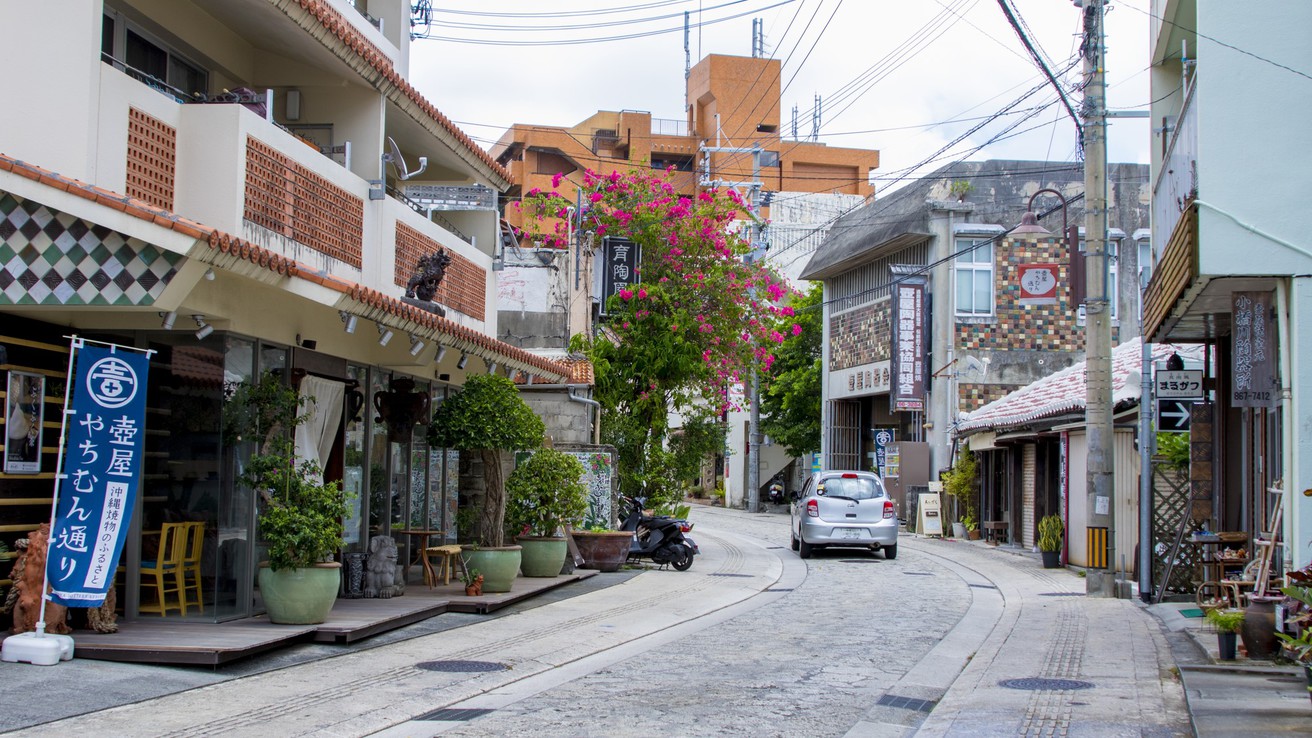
[842,528,862,539]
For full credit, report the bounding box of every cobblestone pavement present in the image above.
[5,505,1193,737]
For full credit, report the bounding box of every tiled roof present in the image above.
[292,0,510,186]
[956,337,1205,434]
[0,152,576,383]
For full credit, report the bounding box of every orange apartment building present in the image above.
[493,54,880,232]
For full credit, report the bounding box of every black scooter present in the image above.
[620,497,698,571]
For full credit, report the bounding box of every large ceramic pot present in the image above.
[572,530,635,572]
[1241,596,1280,659]
[517,537,568,578]
[461,545,522,593]
[258,562,341,624]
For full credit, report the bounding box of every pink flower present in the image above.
[637,288,648,299]
[619,289,634,300]
[552,172,564,188]
[770,331,785,344]
[791,324,803,336]
[589,191,604,203]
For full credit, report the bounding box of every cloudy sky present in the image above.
[408,0,1153,194]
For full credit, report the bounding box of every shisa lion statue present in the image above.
[364,535,404,598]
[404,249,452,302]
[6,524,70,635]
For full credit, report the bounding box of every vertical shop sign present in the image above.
[47,343,151,607]
[4,371,45,474]
[600,237,640,315]
[891,281,926,411]
[1231,291,1276,408]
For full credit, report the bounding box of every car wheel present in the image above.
[883,543,898,560]
[790,531,800,551]
[798,536,815,559]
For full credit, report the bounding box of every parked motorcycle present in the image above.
[620,497,699,571]
[767,482,787,505]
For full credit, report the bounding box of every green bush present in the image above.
[1205,608,1245,634]
[1156,432,1190,470]
[1037,514,1064,553]
[506,447,589,537]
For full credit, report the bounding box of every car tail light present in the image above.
[806,499,819,518]
[883,501,895,519]
[841,473,859,478]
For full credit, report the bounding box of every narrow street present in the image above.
[7,505,1192,737]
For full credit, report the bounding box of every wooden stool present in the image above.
[423,545,465,587]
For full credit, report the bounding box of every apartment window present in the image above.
[1138,238,1153,282]
[954,237,994,316]
[102,10,208,99]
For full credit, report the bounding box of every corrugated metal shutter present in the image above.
[1022,444,1036,549]
[828,400,861,470]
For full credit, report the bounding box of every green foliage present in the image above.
[943,448,980,524]
[1278,578,1312,665]
[506,447,589,537]
[949,179,974,200]
[1037,514,1064,552]
[959,514,977,532]
[760,282,822,457]
[427,374,544,452]
[1156,432,1190,470]
[461,567,482,587]
[223,372,305,445]
[237,376,349,572]
[1205,608,1245,634]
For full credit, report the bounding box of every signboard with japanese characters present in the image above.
[1231,291,1276,408]
[1155,369,1203,399]
[1017,263,1059,304]
[890,281,926,412]
[47,344,150,607]
[872,427,896,476]
[600,237,641,316]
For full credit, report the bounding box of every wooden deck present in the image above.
[43,570,598,666]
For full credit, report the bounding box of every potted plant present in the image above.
[238,374,349,625]
[1277,567,1312,701]
[960,514,981,540]
[943,450,980,539]
[506,446,588,577]
[460,568,483,597]
[1037,514,1064,568]
[428,374,544,593]
[1206,608,1245,661]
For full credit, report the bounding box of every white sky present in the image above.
[408,0,1153,194]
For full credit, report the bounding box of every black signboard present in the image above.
[1157,399,1192,433]
[891,281,927,412]
[1231,291,1276,408]
[601,237,640,316]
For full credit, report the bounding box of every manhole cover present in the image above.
[415,660,507,673]
[999,678,1094,691]
[1039,592,1085,597]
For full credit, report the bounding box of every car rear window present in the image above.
[817,476,884,500]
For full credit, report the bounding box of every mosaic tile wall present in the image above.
[0,194,179,305]
[956,237,1081,351]
[959,382,1019,412]
[830,298,890,371]
[394,222,486,321]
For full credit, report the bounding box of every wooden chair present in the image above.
[139,522,189,616]
[179,521,205,614]
[423,545,466,587]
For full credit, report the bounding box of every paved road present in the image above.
[5,505,1191,737]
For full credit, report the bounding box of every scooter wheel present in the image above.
[671,545,694,571]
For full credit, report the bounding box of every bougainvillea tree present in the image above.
[518,168,799,505]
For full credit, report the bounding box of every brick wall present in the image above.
[830,298,890,370]
[126,109,175,211]
[395,222,486,321]
[244,137,363,268]
[956,237,1081,352]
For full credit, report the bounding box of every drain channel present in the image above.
[415,660,507,673]
[414,708,495,722]
[876,694,938,713]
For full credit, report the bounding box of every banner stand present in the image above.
[2,336,154,667]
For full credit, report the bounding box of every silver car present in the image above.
[790,471,898,559]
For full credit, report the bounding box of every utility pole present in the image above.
[1082,0,1115,598]
[700,141,765,512]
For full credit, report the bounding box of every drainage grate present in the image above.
[1038,592,1085,597]
[765,588,795,592]
[999,677,1094,691]
[415,660,507,673]
[968,583,998,589]
[876,694,938,713]
[903,571,934,576]
[766,546,786,549]
[840,559,879,564]
[709,573,753,578]
[414,708,495,722]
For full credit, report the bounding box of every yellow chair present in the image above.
[179,521,205,614]
[139,522,189,616]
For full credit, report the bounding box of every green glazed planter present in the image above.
[517,537,568,577]
[258,562,341,624]
[462,545,522,593]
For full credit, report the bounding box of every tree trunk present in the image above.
[478,448,506,547]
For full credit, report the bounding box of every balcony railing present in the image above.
[1152,79,1198,255]
[651,118,690,137]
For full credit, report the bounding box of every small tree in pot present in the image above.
[506,446,588,577]
[1038,514,1064,568]
[428,374,544,592]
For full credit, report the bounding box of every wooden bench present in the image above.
[982,520,1009,544]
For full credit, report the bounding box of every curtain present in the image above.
[295,375,345,482]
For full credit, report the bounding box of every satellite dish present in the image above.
[383,136,427,181]
[961,355,990,382]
